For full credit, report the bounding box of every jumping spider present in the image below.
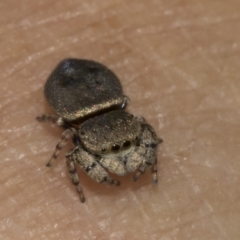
[37,59,162,202]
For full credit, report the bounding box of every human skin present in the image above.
[1,0,240,239]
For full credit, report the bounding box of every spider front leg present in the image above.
[99,157,127,176]
[66,146,121,202]
[131,123,162,183]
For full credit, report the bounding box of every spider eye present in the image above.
[122,140,131,150]
[111,144,120,153]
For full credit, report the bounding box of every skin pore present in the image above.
[1,1,240,239]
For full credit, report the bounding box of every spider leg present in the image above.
[132,123,162,183]
[36,114,76,131]
[70,146,120,185]
[66,146,120,202]
[36,114,65,126]
[66,153,85,202]
[46,128,78,167]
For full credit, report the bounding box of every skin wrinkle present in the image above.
[2,23,112,78]
[118,15,240,41]
[28,11,86,28]
[21,3,126,41]
[156,212,220,239]
[2,18,132,80]
[160,190,175,211]
[0,2,55,34]
[2,48,56,80]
